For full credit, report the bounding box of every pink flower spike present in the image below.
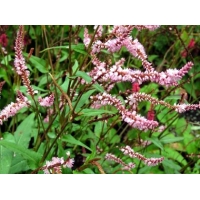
[134,25,160,31]
[14,25,35,96]
[144,157,164,166]
[63,158,74,169]
[94,25,103,38]
[83,28,91,47]
[0,91,30,125]
[122,162,135,170]
[105,153,135,170]
[38,93,54,107]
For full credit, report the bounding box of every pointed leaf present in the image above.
[63,134,91,151]
[160,137,184,144]
[146,137,164,150]
[9,154,29,174]
[14,113,35,148]
[0,140,42,164]
[23,53,48,73]
[81,108,116,117]
[0,145,13,174]
[76,71,92,83]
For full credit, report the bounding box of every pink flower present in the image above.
[120,145,164,166]
[14,25,35,96]
[94,25,103,38]
[92,40,103,54]
[0,91,30,125]
[144,157,164,166]
[38,93,54,107]
[63,158,74,169]
[134,25,160,31]
[83,28,91,47]
[105,38,123,53]
[91,92,159,131]
[105,153,135,170]
[123,37,147,61]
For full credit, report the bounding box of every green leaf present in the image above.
[60,77,70,91]
[93,83,104,92]
[85,149,96,162]
[71,44,87,55]
[63,134,91,151]
[0,145,13,174]
[0,132,16,173]
[146,137,164,150]
[0,140,42,165]
[81,108,116,117]
[184,133,198,153]
[184,83,197,99]
[9,155,29,174]
[110,135,120,144]
[76,71,92,83]
[47,132,56,139]
[75,89,96,112]
[160,137,184,144]
[164,95,181,101]
[72,60,79,74]
[40,44,87,55]
[32,86,48,92]
[82,168,95,174]
[162,158,181,171]
[59,51,69,62]
[40,46,69,53]
[20,86,47,93]
[162,147,187,166]
[148,55,159,62]
[14,113,35,148]
[1,55,12,65]
[0,68,10,84]
[94,121,103,138]
[23,53,48,73]
[181,30,189,42]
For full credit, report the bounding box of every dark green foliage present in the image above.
[0,25,200,174]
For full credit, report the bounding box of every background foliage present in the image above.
[0,25,200,174]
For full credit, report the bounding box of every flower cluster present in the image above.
[126,92,200,113]
[38,93,55,107]
[82,25,200,139]
[105,145,164,171]
[0,91,30,125]
[105,153,135,171]
[42,152,74,174]
[91,92,158,131]
[120,145,164,166]
[139,139,152,147]
[85,60,193,88]
[14,25,36,96]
